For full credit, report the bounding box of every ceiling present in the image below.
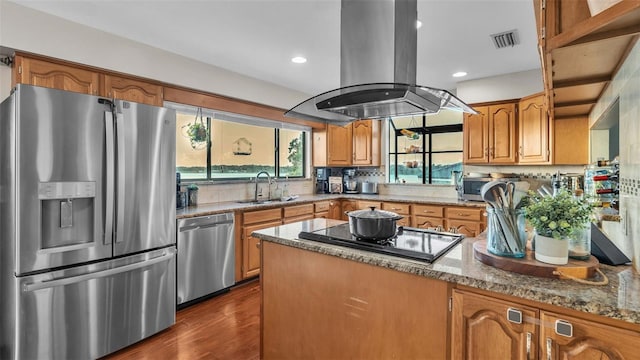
[9,0,541,96]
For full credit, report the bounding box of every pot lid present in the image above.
[348,206,400,219]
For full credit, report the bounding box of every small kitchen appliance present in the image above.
[360,181,378,194]
[298,224,463,263]
[315,167,330,194]
[342,168,358,193]
[462,176,520,201]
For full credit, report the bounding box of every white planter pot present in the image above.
[534,233,569,265]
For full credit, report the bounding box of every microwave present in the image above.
[462,177,519,201]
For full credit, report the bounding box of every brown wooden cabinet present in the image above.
[445,207,486,237]
[241,208,282,279]
[102,74,163,106]
[541,311,639,360]
[518,93,551,164]
[13,56,100,95]
[554,116,589,165]
[282,203,314,224]
[313,201,331,218]
[352,119,380,166]
[262,241,450,360]
[463,102,518,164]
[357,200,382,210]
[328,200,342,220]
[413,203,445,230]
[382,202,411,227]
[452,290,539,360]
[313,120,380,167]
[340,200,357,221]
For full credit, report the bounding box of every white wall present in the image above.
[589,39,640,272]
[456,69,544,103]
[0,2,309,108]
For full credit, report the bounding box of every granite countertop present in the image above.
[176,193,486,219]
[253,218,640,327]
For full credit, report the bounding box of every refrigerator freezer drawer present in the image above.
[14,247,176,360]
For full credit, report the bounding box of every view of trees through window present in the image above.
[176,109,306,180]
[388,111,463,184]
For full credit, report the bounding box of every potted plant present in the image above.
[524,189,593,265]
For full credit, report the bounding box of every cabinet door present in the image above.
[519,94,550,164]
[488,103,517,164]
[352,119,380,166]
[327,124,353,166]
[554,117,589,165]
[463,106,489,164]
[541,311,639,360]
[103,75,163,106]
[243,220,282,279]
[328,200,342,220]
[14,56,100,95]
[452,290,538,360]
[413,216,444,229]
[341,200,357,221]
[357,200,382,210]
[446,219,484,237]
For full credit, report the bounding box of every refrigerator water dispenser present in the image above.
[39,182,96,251]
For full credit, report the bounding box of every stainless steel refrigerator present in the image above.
[0,84,177,359]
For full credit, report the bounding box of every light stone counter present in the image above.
[253,218,640,326]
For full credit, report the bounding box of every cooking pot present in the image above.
[346,207,403,240]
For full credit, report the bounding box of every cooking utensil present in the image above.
[346,207,403,240]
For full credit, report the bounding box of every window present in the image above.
[173,104,308,181]
[388,111,463,184]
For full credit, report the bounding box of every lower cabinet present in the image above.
[340,200,357,220]
[452,289,640,360]
[452,290,538,360]
[328,200,342,220]
[541,311,639,360]
[241,208,282,279]
[445,207,486,237]
[313,201,331,218]
[382,202,411,227]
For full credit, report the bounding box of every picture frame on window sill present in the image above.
[329,176,343,194]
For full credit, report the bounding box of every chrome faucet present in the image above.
[254,171,271,202]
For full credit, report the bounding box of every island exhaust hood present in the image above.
[285,0,477,125]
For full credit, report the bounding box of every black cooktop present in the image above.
[298,223,464,263]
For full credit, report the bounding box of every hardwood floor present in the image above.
[102,280,260,360]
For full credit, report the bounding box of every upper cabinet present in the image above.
[313,119,380,167]
[463,101,518,164]
[518,92,551,164]
[102,75,163,106]
[13,56,100,95]
[12,54,163,106]
[535,0,640,120]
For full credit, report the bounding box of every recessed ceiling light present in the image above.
[291,56,307,64]
[416,20,422,29]
[452,71,468,78]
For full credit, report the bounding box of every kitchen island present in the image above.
[254,219,640,359]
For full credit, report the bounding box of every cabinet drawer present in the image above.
[314,201,330,213]
[382,202,410,215]
[446,219,484,237]
[445,207,484,222]
[243,208,282,225]
[358,200,382,210]
[413,204,444,218]
[284,204,314,218]
[283,214,315,224]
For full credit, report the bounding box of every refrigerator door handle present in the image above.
[23,248,176,292]
[104,111,115,245]
[115,112,126,244]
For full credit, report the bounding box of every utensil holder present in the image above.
[486,207,526,258]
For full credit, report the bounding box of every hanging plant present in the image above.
[181,107,208,150]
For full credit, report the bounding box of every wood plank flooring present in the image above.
[102,280,260,360]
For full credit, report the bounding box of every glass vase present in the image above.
[486,207,526,258]
[568,223,591,260]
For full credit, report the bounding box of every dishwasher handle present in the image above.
[179,219,234,232]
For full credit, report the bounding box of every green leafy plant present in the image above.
[524,189,594,239]
[186,121,208,143]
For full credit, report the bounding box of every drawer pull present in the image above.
[507,308,522,324]
[423,210,434,213]
[457,213,471,217]
[546,337,552,360]
[555,319,573,337]
[526,332,532,360]
[256,242,261,249]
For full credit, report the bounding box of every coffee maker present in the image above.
[315,167,330,194]
[342,168,358,194]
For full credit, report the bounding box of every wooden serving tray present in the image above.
[473,240,599,279]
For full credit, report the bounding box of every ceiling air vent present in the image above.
[491,29,520,49]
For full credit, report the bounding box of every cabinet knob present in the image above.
[507,307,522,324]
[457,213,470,217]
[546,337,552,360]
[256,242,261,249]
[554,319,573,337]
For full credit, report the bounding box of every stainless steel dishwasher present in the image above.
[177,213,235,306]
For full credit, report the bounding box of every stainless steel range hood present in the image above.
[285,0,477,125]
